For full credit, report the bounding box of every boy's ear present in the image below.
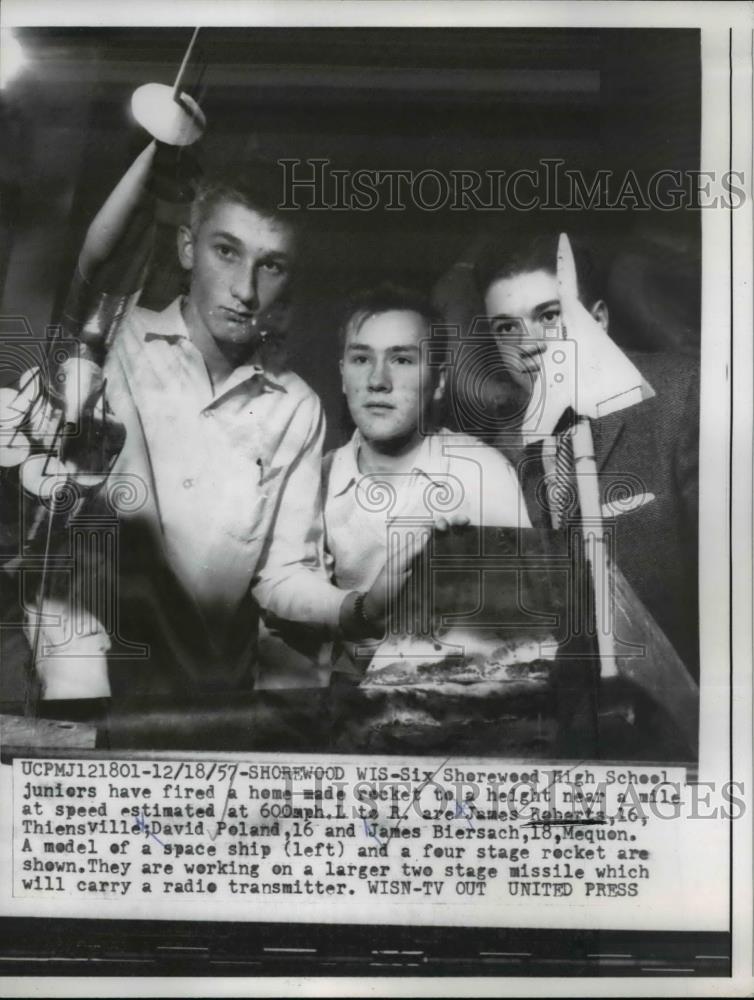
[339,358,345,393]
[177,225,195,271]
[590,298,609,332]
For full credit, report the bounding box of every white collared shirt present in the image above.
[108,296,344,620]
[31,297,345,695]
[323,428,530,594]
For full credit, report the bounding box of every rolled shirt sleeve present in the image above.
[476,443,532,529]
[440,433,532,529]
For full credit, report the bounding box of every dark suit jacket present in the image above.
[519,351,700,680]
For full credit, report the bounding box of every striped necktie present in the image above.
[551,426,578,529]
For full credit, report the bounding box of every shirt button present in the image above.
[202,409,213,418]
[182,478,194,489]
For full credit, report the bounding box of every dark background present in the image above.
[1,27,701,446]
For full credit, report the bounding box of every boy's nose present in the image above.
[231,266,258,309]
[368,361,391,391]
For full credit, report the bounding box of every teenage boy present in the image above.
[474,229,699,678]
[30,166,408,702]
[323,283,530,600]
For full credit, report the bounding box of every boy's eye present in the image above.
[393,355,415,365]
[491,319,521,338]
[215,244,236,260]
[261,260,285,276]
[539,308,561,325]
[349,354,369,364]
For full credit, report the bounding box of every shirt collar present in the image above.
[142,297,286,393]
[330,431,361,498]
[330,430,446,498]
[142,297,191,344]
[409,432,444,481]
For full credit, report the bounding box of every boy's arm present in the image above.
[251,395,417,639]
[251,395,344,629]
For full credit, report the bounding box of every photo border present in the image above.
[0,1,751,996]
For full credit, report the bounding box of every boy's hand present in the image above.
[341,514,471,638]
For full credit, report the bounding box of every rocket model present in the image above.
[52,28,206,440]
[2,29,205,488]
[0,29,206,714]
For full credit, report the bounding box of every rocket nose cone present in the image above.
[131,83,206,147]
